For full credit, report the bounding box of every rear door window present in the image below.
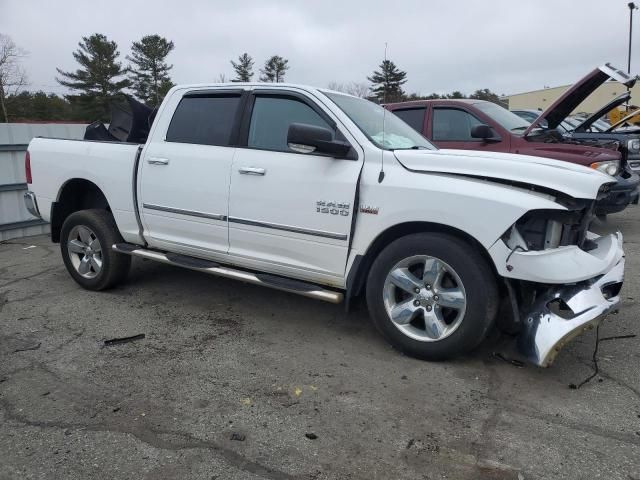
[393,107,426,133]
[166,94,241,146]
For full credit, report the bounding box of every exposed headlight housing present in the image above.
[503,206,593,251]
[590,160,620,177]
[627,139,640,152]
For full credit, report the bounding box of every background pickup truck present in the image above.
[385,64,640,217]
[24,83,625,367]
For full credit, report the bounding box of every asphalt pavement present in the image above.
[1,208,639,480]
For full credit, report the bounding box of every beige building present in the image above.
[504,81,640,116]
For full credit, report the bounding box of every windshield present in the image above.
[474,102,530,132]
[323,92,436,150]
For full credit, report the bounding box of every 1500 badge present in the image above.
[317,201,350,216]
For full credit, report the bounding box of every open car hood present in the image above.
[607,107,640,132]
[573,92,631,133]
[524,63,638,136]
[393,148,613,200]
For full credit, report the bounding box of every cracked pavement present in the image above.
[0,209,639,480]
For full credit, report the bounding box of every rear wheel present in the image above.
[60,209,131,290]
[366,233,498,360]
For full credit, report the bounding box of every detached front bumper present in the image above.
[517,238,625,367]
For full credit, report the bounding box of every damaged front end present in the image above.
[517,248,624,367]
[489,192,625,367]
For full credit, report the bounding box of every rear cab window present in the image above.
[166,94,241,146]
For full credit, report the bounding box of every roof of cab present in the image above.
[169,82,360,99]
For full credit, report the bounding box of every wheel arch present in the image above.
[346,221,500,306]
[51,178,111,243]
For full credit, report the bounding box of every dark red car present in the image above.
[385,64,640,215]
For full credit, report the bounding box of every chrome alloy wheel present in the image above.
[67,225,103,279]
[382,255,467,342]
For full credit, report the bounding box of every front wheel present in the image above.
[366,233,498,361]
[60,209,131,291]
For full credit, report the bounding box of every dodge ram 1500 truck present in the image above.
[24,83,625,367]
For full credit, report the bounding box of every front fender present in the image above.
[351,161,566,260]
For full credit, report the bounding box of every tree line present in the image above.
[0,34,293,122]
[0,33,503,122]
[332,59,504,105]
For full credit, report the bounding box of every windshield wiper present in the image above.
[392,145,429,150]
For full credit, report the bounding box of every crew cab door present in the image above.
[228,90,362,283]
[138,89,244,254]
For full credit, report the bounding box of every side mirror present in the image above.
[470,124,495,140]
[287,123,355,159]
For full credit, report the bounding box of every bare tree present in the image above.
[0,34,28,122]
[345,82,370,98]
[216,73,227,83]
[327,81,370,98]
[327,81,345,92]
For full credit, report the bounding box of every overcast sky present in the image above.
[1,0,638,97]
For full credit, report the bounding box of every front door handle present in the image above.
[147,157,169,165]
[239,167,266,176]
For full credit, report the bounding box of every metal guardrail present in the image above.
[0,182,27,192]
[0,218,48,233]
[0,144,29,152]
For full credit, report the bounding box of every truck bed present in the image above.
[28,137,143,244]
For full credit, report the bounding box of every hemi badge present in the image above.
[360,205,379,215]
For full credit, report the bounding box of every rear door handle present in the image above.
[147,157,169,165]
[239,167,266,176]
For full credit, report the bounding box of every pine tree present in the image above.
[469,88,502,105]
[231,53,254,82]
[127,35,175,107]
[260,55,289,82]
[367,59,407,103]
[56,33,130,120]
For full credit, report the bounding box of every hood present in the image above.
[524,63,638,136]
[607,107,640,132]
[573,92,631,133]
[393,148,613,200]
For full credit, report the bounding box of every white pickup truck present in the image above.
[24,83,625,367]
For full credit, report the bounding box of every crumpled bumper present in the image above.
[517,239,625,367]
[490,230,624,284]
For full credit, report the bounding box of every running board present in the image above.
[112,243,343,304]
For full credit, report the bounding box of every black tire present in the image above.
[60,209,131,291]
[365,232,498,361]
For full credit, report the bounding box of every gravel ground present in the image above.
[0,208,638,480]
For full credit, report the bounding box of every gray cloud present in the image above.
[1,0,637,97]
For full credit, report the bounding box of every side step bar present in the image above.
[112,243,344,304]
